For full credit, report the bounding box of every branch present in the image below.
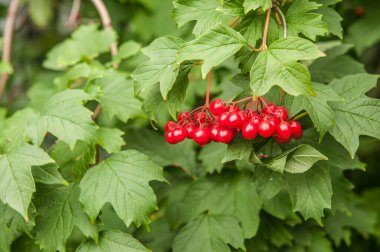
[0,0,20,100]
[67,0,81,28]
[274,5,287,38]
[91,0,117,56]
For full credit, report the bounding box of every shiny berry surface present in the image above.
[258,119,275,137]
[193,127,211,145]
[178,112,189,121]
[210,99,226,116]
[289,120,303,139]
[274,107,288,120]
[275,121,292,140]
[172,127,186,142]
[209,125,220,142]
[242,122,258,140]
[165,121,176,131]
[218,127,234,143]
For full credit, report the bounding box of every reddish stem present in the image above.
[261,8,272,50]
[205,71,212,107]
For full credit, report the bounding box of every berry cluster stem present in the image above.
[205,71,212,108]
[0,0,20,100]
[248,8,272,52]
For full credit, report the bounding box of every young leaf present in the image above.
[173,0,223,36]
[95,70,142,122]
[43,25,117,70]
[243,0,272,13]
[328,74,380,157]
[0,144,53,219]
[112,41,141,65]
[132,36,184,99]
[177,24,247,78]
[315,0,343,38]
[172,214,245,252]
[285,0,328,40]
[77,230,149,252]
[32,164,68,186]
[26,90,98,149]
[250,37,323,97]
[285,83,343,138]
[286,164,332,224]
[79,150,166,227]
[97,127,125,154]
[34,184,97,252]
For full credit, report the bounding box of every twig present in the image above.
[247,8,272,52]
[90,0,117,56]
[274,5,287,38]
[205,71,212,107]
[90,0,118,121]
[0,0,20,100]
[67,0,81,28]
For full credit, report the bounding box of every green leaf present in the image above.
[177,24,247,78]
[172,214,245,252]
[285,83,343,138]
[253,166,286,200]
[309,44,365,83]
[250,37,323,97]
[54,63,103,88]
[328,74,380,157]
[286,164,332,224]
[97,127,125,154]
[285,0,328,40]
[199,142,227,174]
[315,0,343,38]
[171,174,262,238]
[347,14,380,54]
[125,129,196,176]
[96,70,142,122]
[34,184,97,252]
[222,136,252,163]
[43,24,117,70]
[26,90,98,149]
[79,150,166,227]
[243,0,272,13]
[112,41,141,65]
[0,61,14,75]
[217,0,244,16]
[28,0,53,28]
[132,36,184,99]
[77,230,149,252]
[0,144,53,219]
[32,164,68,186]
[173,0,224,36]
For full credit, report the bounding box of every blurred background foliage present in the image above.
[1,0,380,251]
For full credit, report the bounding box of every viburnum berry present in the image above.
[218,127,234,143]
[193,127,211,145]
[210,99,226,116]
[289,120,303,139]
[242,122,258,140]
[164,96,303,146]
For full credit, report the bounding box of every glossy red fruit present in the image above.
[209,125,220,142]
[193,127,211,145]
[275,136,290,144]
[289,121,303,139]
[238,110,248,128]
[218,127,234,143]
[172,127,186,142]
[226,105,239,113]
[194,112,207,123]
[185,124,196,139]
[178,112,189,121]
[218,112,230,127]
[242,122,258,140]
[250,114,262,126]
[165,121,177,131]
[258,119,275,137]
[274,107,288,120]
[227,112,242,128]
[263,103,277,115]
[210,99,226,116]
[275,121,292,140]
[165,130,176,144]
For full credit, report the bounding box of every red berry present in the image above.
[242,122,258,140]
[218,112,230,127]
[194,112,207,123]
[209,125,220,142]
[250,114,262,126]
[218,127,234,143]
[275,121,292,140]
[193,127,211,145]
[263,103,277,115]
[227,112,241,128]
[226,105,239,113]
[185,124,196,139]
[289,121,303,139]
[210,99,226,116]
[165,130,176,144]
[275,136,290,144]
[178,112,189,121]
[274,107,288,120]
[172,127,186,142]
[165,121,177,131]
[258,119,275,137]
[237,110,248,128]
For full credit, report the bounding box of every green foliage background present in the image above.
[1,0,380,251]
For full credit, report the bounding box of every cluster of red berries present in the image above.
[164,98,303,146]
